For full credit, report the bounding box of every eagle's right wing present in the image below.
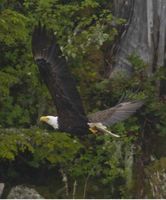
[88,101,144,126]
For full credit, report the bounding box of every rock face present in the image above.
[108,0,166,78]
[145,157,166,199]
[0,183,5,197]
[7,185,43,199]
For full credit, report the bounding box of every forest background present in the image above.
[0,0,166,198]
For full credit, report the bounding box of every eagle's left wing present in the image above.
[88,100,144,126]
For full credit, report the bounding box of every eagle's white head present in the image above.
[40,116,59,129]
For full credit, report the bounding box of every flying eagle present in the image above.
[32,24,143,137]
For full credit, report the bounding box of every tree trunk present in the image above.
[108,0,166,80]
[106,0,166,198]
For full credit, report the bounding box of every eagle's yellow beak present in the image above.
[40,116,49,123]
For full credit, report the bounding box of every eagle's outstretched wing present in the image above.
[88,101,144,126]
[32,23,88,135]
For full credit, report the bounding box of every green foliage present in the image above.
[0,128,131,198]
[0,128,82,165]
[127,54,166,137]
[0,9,28,45]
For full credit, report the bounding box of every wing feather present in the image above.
[32,23,88,135]
[88,101,144,126]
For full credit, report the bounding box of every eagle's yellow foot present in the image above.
[88,122,120,137]
[89,127,99,135]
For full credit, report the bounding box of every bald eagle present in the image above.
[32,24,143,137]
